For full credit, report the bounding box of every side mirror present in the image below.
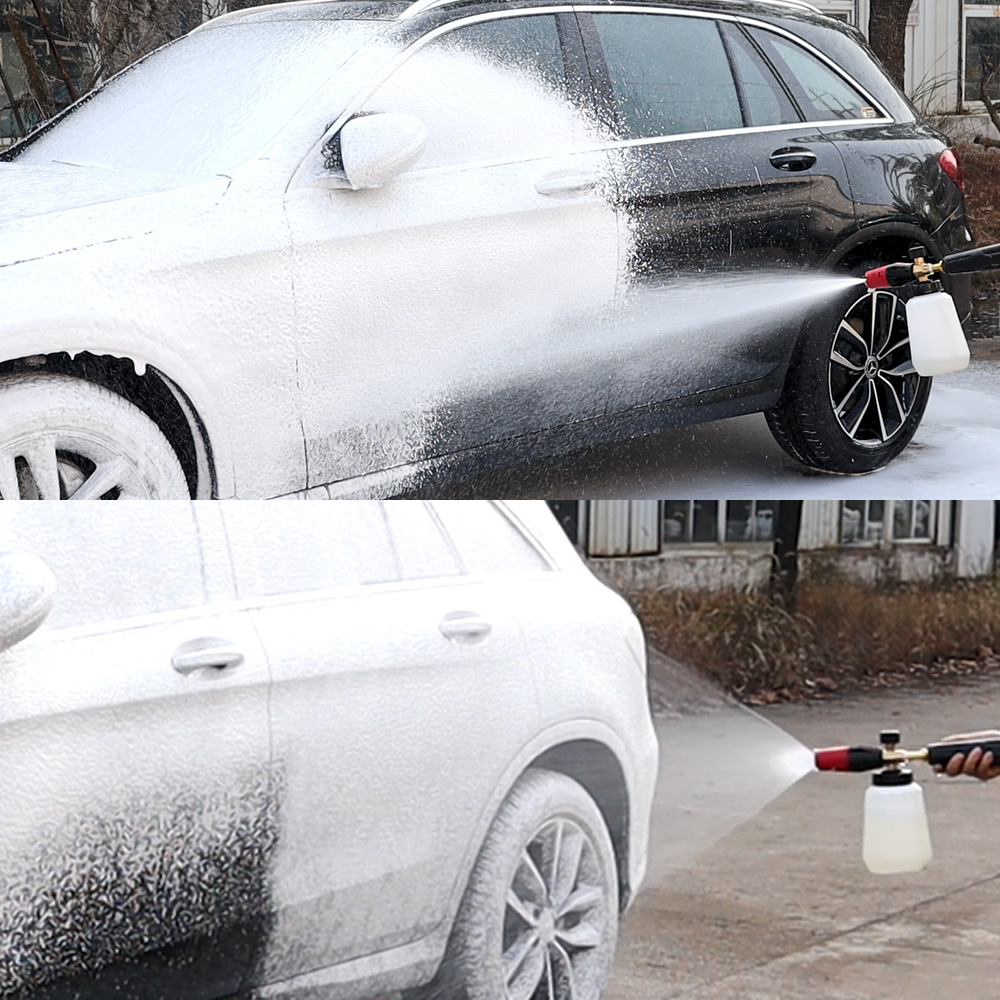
[338,112,428,190]
[0,550,56,653]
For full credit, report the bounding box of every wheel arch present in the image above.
[529,740,632,911]
[0,352,218,498]
[823,221,947,273]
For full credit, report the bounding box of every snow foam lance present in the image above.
[813,729,1000,874]
[862,244,1000,377]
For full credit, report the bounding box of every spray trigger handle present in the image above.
[925,740,1000,768]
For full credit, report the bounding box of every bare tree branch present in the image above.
[974,64,1000,152]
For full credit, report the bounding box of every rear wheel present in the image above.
[766,272,932,473]
[417,769,619,1000]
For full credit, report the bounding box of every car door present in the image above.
[0,505,271,1000]
[575,8,858,409]
[218,500,547,990]
[744,23,949,244]
[284,12,622,489]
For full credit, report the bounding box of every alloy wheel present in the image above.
[827,289,924,447]
[0,437,158,499]
[502,818,610,1000]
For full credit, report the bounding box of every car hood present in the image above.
[0,163,230,268]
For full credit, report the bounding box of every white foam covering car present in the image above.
[0,499,658,1000]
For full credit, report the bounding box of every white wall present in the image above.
[956,499,997,576]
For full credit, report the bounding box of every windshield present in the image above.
[12,20,381,175]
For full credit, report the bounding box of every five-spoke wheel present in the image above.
[0,374,190,499]
[766,278,932,473]
[828,289,922,448]
[503,817,611,1000]
[415,769,618,1000]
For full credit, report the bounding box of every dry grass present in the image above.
[955,142,1000,307]
[630,576,1000,701]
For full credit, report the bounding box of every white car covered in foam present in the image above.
[0,499,658,1000]
[0,0,621,499]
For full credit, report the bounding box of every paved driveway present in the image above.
[416,343,1000,499]
[609,677,1000,1000]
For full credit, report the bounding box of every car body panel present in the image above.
[0,505,271,999]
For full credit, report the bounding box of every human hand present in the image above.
[935,731,1000,781]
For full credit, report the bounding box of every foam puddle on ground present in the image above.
[646,648,816,884]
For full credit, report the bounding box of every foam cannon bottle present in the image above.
[863,243,1000,376]
[815,730,1000,874]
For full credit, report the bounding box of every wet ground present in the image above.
[608,674,1000,1000]
[430,339,1000,498]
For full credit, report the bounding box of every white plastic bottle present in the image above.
[862,768,933,875]
[905,290,970,376]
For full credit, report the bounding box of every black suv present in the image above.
[0,0,973,497]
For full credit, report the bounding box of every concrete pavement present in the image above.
[608,677,1000,1000]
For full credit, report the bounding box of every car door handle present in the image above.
[769,147,818,172]
[172,642,245,675]
[535,173,599,198]
[439,612,493,644]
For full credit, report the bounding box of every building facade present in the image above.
[814,0,1000,120]
[549,500,999,591]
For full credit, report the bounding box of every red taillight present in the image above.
[939,147,965,193]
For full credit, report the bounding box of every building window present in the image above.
[892,500,934,541]
[841,500,935,544]
[814,1,857,25]
[663,500,776,544]
[964,6,1000,105]
[724,500,777,542]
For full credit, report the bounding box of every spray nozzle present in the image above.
[864,241,1000,290]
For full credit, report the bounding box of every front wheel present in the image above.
[0,374,190,499]
[422,769,619,1000]
[766,285,932,473]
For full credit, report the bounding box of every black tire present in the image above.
[765,264,932,474]
[0,374,190,499]
[413,769,619,1000]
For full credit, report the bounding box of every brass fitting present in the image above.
[911,256,944,282]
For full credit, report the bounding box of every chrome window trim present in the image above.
[391,116,891,180]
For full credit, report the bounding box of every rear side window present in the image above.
[722,24,800,127]
[222,503,399,598]
[431,502,551,574]
[589,13,743,138]
[0,507,205,629]
[381,500,464,580]
[747,27,873,121]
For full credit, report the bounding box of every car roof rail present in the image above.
[400,0,820,20]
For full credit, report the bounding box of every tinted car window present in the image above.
[431,502,550,574]
[747,27,872,121]
[0,507,205,628]
[361,14,577,169]
[447,13,566,94]
[382,500,464,580]
[223,503,398,597]
[591,14,742,138]
[723,24,800,126]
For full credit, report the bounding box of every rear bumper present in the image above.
[625,710,659,909]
